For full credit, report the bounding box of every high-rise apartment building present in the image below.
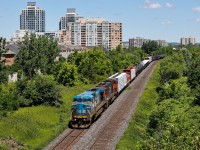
[59,8,122,50]
[180,36,195,45]
[70,18,110,47]
[20,2,45,32]
[180,37,188,45]
[188,36,195,45]
[59,8,78,30]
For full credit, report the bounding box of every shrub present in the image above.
[0,83,20,115]
[17,75,62,106]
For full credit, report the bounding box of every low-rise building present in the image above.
[1,50,15,66]
[58,44,90,60]
[129,37,168,48]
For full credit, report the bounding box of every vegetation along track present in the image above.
[45,61,157,150]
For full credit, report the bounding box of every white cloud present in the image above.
[161,20,173,25]
[149,3,162,9]
[195,18,200,22]
[166,2,173,8]
[192,7,200,12]
[144,0,162,9]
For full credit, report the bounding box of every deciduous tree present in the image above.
[15,33,60,78]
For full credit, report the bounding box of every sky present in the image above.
[1,0,200,42]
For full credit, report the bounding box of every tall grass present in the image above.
[0,84,94,150]
[116,62,160,150]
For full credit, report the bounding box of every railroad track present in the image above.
[51,129,86,150]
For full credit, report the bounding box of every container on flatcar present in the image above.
[109,72,127,93]
[145,56,152,63]
[123,66,136,82]
[136,61,144,75]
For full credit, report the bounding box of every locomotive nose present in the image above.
[76,104,87,114]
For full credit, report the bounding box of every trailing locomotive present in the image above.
[70,55,163,128]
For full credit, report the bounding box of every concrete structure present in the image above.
[180,36,196,45]
[8,73,18,83]
[20,2,45,32]
[59,8,122,50]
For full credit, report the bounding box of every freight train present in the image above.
[70,55,163,128]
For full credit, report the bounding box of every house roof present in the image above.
[2,50,15,55]
[5,44,19,54]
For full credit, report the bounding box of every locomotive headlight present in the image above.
[74,119,77,121]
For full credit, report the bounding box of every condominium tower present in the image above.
[59,8,78,30]
[20,2,45,32]
[59,8,122,50]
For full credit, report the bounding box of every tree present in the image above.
[187,53,200,105]
[159,53,186,84]
[18,75,62,106]
[56,62,79,86]
[187,54,200,89]
[116,44,123,53]
[141,98,200,150]
[78,48,113,82]
[0,37,8,83]
[15,33,60,78]
[142,40,160,54]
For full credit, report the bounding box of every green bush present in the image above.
[56,62,79,86]
[17,75,62,106]
[0,83,21,115]
[159,53,186,84]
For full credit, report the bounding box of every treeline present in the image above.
[1,34,164,117]
[140,49,200,149]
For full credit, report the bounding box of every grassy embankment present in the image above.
[0,84,95,150]
[116,62,160,149]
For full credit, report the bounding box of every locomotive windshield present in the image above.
[73,98,81,102]
[83,98,92,102]
[73,98,92,102]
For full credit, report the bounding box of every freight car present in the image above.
[70,55,163,128]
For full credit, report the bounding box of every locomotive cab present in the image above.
[71,95,92,128]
